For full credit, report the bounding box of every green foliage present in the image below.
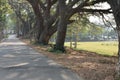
[0,0,13,25]
[88,23,103,36]
[0,0,10,31]
[9,0,34,22]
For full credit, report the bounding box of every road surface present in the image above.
[0,35,83,80]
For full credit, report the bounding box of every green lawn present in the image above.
[65,41,118,56]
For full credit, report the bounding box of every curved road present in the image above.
[0,35,83,80]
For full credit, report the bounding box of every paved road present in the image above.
[0,35,83,80]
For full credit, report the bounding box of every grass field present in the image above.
[65,41,118,56]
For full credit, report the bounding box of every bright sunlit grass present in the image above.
[65,41,118,56]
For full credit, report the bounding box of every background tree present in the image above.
[9,0,35,38]
[67,13,104,48]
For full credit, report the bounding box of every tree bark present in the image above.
[16,18,20,37]
[107,0,120,79]
[27,0,44,43]
[54,0,67,52]
[116,31,120,80]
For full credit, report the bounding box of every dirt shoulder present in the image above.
[22,39,117,80]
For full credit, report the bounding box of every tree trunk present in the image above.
[54,0,67,52]
[34,18,44,43]
[70,29,72,48]
[116,31,120,80]
[107,0,120,79]
[27,0,44,43]
[39,25,57,45]
[21,21,30,38]
[39,28,50,45]
[74,32,77,48]
[16,18,20,37]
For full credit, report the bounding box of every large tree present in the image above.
[25,0,112,52]
[54,0,67,51]
[107,0,120,79]
[54,0,110,51]
[26,0,58,44]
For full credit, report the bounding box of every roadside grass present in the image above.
[65,41,118,56]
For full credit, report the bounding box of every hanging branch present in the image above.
[99,12,116,31]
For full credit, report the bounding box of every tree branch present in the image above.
[80,8,112,14]
[88,0,107,6]
[67,0,80,9]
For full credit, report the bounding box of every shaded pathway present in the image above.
[0,35,83,80]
